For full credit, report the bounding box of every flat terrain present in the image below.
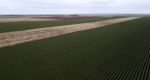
[0,17,117,33]
[0,17,57,22]
[0,17,150,80]
[0,17,139,48]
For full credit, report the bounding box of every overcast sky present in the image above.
[0,0,150,14]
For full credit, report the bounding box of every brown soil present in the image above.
[0,17,140,48]
[0,18,57,23]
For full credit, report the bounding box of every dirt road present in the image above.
[0,17,141,48]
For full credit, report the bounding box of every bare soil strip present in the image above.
[0,18,57,23]
[0,17,140,48]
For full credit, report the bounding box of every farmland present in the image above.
[0,16,117,33]
[0,17,138,48]
[0,17,150,80]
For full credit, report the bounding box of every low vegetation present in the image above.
[0,17,149,80]
[0,17,117,32]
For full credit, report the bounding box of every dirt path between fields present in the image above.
[0,17,141,48]
[0,18,57,23]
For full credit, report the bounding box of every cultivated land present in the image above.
[0,17,117,33]
[0,17,150,80]
[0,17,57,22]
[0,17,139,48]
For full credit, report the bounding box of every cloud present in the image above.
[0,0,150,14]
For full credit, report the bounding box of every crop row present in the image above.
[0,17,149,80]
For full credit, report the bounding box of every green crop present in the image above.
[0,17,117,33]
[0,17,150,80]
